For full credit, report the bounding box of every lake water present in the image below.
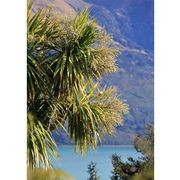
[52,146,142,180]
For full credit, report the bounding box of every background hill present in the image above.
[33,0,154,145]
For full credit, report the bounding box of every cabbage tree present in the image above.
[27,1,128,168]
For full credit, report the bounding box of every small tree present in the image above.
[134,125,154,167]
[111,155,144,180]
[111,125,154,180]
[87,162,99,180]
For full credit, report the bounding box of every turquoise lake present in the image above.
[52,146,142,180]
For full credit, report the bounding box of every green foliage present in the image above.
[111,125,154,180]
[27,0,128,168]
[134,125,154,167]
[130,168,154,180]
[66,83,128,153]
[27,112,59,168]
[27,168,75,180]
[87,162,99,180]
[111,155,145,180]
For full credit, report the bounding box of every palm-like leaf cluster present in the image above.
[66,83,128,153]
[27,112,58,168]
[27,1,128,168]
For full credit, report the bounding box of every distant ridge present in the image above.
[32,0,90,16]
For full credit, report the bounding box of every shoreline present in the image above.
[57,145,134,147]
